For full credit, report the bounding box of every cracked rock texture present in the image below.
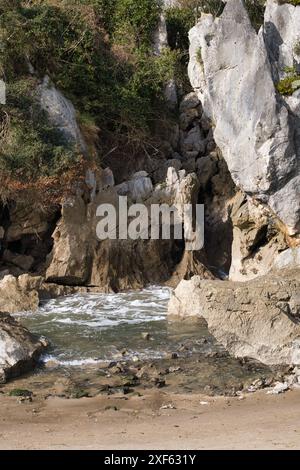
[0,312,48,383]
[168,269,300,365]
[188,0,300,236]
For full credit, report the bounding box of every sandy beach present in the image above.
[0,389,300,450]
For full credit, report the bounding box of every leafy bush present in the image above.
[294,41,300,56]
[0,0,179,187]
[8,389,32,397]
[0,0,268,190]
[165,7,194,53]
[0,78,80,182]
[165,1,225,53]
[278,0,300,5]
[245,0,265,31]
[276,67,300,95]
[113,0,161,49]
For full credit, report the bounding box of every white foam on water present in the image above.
[41,354,106,367]
[17,286,170,328]
[17,286,172,365]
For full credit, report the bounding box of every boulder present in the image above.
[274,247,300,271]
[179,108,200,131]
[188,0,300,236]
[116,173,153,202]
[179,92,201,113]
[164,79,178,110]
[181,125,206,158]
[0,312,48,383]
[196,154,218,188]
[168,270,300,365]
[85,167,115,200]
[153,159,182,184]
[264,0,300,79]
[0,275,39,314]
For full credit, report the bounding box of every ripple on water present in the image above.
[17,286,212,365]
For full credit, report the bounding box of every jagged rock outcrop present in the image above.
[168,269,300,365]
[188,0,300,237]
[116,172,154,202]
[264,0,300,80]
[45,167,212,291]
[38,76,87,155]
[229,192,288,281]
[0,312,48,383]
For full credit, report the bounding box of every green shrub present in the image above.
[276,67,300,95]
[294,41,300,56]
[245,0,265,31]
[278,0,300,5]
[165,7,195,53]
[9,389,33,397]
[196,47,203,66]
[113,0,161,49]
[0,0,179,184]
[0,78,80,182]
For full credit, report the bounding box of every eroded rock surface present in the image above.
[0,275,40,314]
[39,76,87,154]
[0,312,48,383]
[229,192,288,281]
[168,270,300,365]
[188,0,300,236]
[46,166,212,291]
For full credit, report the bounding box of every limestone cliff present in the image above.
[188,0,300,280]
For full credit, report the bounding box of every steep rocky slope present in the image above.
[169,0,300,365]
[188,0,300,281]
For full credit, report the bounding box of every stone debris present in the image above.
[267,382,290,395]
[160,404,176,410]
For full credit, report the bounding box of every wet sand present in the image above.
[0,389,300,450]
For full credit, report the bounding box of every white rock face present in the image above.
[153,13,168,55]
[168,271,300,365]
[39,76,87,154]
[274,247,300,270]
[264,0,300,78]
[116,172,154,202]
[188,0,300,235]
